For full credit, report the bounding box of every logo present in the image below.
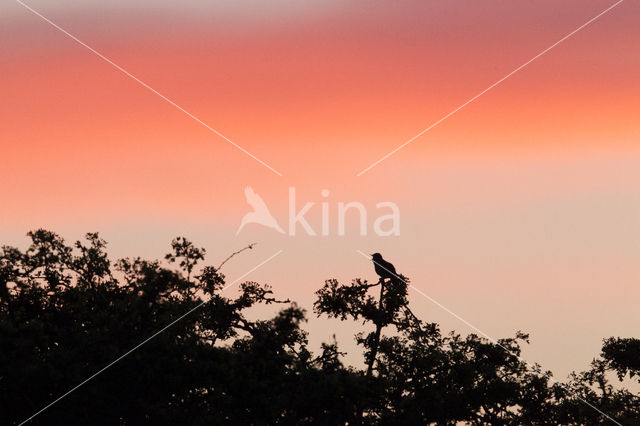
[236,187,285,235]
[237,187,400,237]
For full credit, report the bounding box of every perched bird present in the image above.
[371,253,398,282]
[236,186,285,235]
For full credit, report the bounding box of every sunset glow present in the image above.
[2,0,639,382]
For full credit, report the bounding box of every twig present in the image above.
[217,243,257,270]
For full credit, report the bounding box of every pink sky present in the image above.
[2,0,640,377]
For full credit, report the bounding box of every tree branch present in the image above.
[217,243,257,270]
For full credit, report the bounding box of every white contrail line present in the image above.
[356,250,622,425]
[14,0,283,177]
[356,0,624,176]
[19,249,283,425]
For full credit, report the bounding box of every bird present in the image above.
[236,186,285,235]
[370,253,398,283]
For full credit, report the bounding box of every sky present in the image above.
[2,0,640,379]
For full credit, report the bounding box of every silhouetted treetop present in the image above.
[1,230,639,425]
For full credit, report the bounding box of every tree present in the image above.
[314,276,558,424]
[553,339,640,425]
[0,230,362,425]
[2,230,640,425]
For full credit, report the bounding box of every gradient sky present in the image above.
[2,0,640,379]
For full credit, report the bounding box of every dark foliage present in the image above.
[1,231,639,425]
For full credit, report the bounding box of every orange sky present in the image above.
[2,0,640,378]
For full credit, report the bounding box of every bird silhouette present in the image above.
[236,186,285,235]
[371,253,398,283]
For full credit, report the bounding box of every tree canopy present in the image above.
[1,230,639,425]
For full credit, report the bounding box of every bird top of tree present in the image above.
[371,252,399,285]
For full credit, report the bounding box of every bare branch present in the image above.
[216,243,257,270]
